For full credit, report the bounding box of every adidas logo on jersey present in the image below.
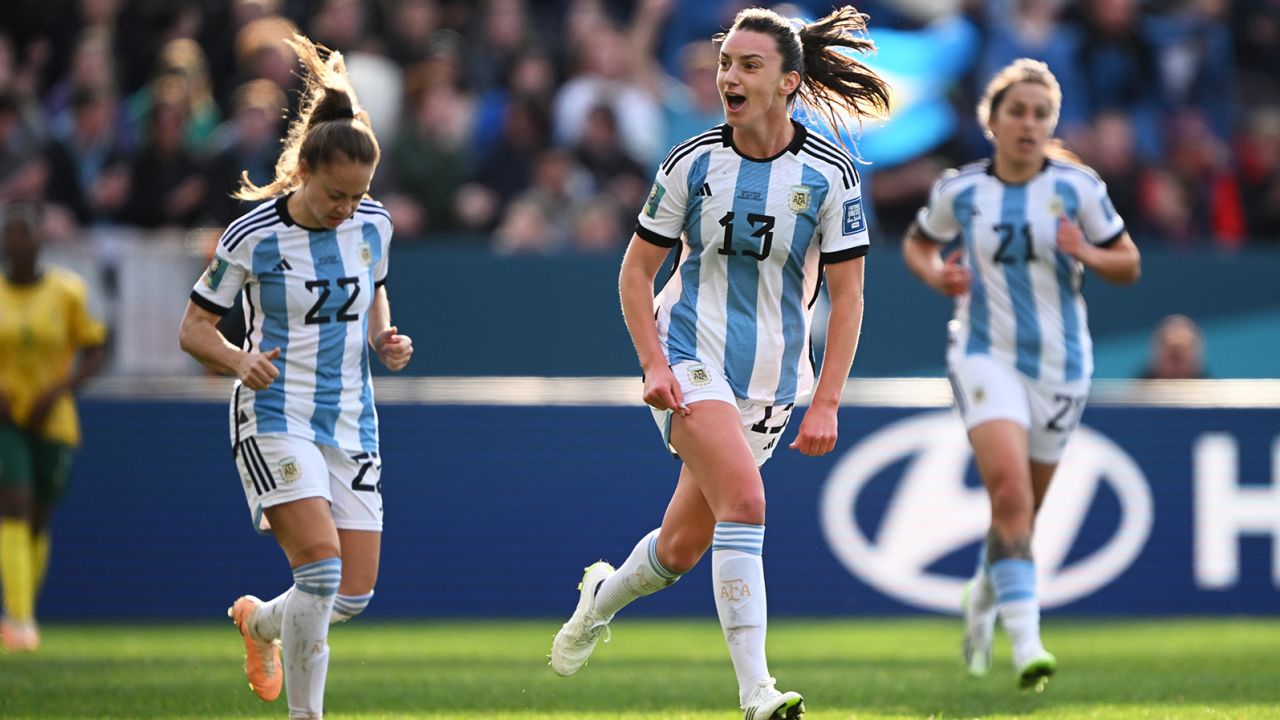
[273,259,293,272]
[697,182,713,197]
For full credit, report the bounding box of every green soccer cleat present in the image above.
[1017,650,1057,691]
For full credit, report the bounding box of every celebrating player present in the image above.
[902,58,1141,689]
[549,7,889,719]
[178,35,411,718]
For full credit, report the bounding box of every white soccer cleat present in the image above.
[741,677,805,720]
[549,561,615,677]
[961,578,997,677]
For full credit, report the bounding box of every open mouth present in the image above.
[725,93,746,111]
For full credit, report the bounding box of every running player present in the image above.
[902,58,1141,690]
[550,7,890,720]
[178,35,411,719]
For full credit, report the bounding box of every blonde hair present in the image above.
[234,35,379,201]
[976,58,1062,140]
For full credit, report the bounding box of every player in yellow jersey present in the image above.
[0,203,107,652]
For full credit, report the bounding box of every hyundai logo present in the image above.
[820,411,1153,612]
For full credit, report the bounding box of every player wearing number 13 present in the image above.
[178,35,412,719]
[550,7,889,720]
[902,59,1140,690]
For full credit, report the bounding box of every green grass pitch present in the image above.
[3,618,1279,719]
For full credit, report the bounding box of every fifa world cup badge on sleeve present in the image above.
[842,198,866,236]
[279,457,301,484]
[359,242,372,266]
[644,183,666,219]
[203,256,227,290]
[1050,195,1064,217]
[788,185,810,213]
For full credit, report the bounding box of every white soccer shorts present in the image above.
[650,360,794,467]
[947,353,1089,464]
[233,433,383,534]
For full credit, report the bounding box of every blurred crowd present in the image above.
[0,0,1277,255]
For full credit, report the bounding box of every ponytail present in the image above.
[234,35,380,201]
[718,6,890,145]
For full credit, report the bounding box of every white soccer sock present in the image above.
[969,543,996,614]
[332,591,373,623]
[283,558,341,719]
[593,528,681,619]
[251,588,291,641]
[989,559,1044,666]
[711,522,769,705]
[252,588,374,639]
[1000,599,1045,665]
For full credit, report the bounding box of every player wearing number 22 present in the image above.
[903,59,1140,690]
[550,7,890,720]
[179,35,412,719]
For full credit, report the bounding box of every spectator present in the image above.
[384,50,475,235]
[1139,314,1208,379]
[118,76,207,229]
[124,38,221,156]
[1237,106,1280,241]
[42,84,131,228]
[553,17,664,167]
[203,79,286,226]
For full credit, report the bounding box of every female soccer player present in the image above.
[0,202,107,652]
[178,35,411,718]
[902,58,1140,689]
[550,7,889,719]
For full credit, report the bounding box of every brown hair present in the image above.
[234,35,379,200]
[716,6,890,138]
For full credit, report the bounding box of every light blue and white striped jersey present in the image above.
[916,158,1126,384]
[636,121,869,405]
[191,196,393,452]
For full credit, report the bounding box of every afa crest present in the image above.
[788,185,810,213]
[279,457,302,484]
[688,364,711,387]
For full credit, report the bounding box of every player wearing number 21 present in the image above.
[902,58,1140,690]
[550,7,890,720]
[178,35,411,719]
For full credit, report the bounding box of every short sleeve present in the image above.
[816,174,870,263]
[63,273,107,348]
[190,244,250,316]
[915,173,961,244]
[634,161,691,248]
[358,199,394,287]
[1077,178,1127,247]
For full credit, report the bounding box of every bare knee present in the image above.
[987,474,1033,533]
[715,491,766,526]
[656,526,712,575]
[289,542,342,569]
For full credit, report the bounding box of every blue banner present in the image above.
[43,399,1279,619]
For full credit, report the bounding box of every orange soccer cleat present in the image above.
[227,596,282,701]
